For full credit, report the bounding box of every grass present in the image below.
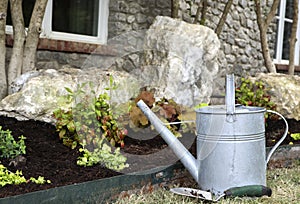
[112,160,300,204]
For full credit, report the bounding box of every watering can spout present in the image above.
[136,100,199,182]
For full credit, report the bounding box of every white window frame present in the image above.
[6,0,109,45]
[274,0,300,65]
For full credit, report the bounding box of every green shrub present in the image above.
[0,126,26,159]
[53,81,128,170]
[235,78,276,118]
[53,83,127,149]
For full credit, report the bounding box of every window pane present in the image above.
[52,0,99,36]
[6,0,35,27]
[282,22,292,60]
[285,0,294,19]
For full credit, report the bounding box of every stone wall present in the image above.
[27,0,276,99]
[108,0,171,38]
[106,0,276,98]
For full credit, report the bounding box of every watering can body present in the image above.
[136,74,288,195]
[196,105,267,194]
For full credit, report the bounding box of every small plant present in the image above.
[0,126,26,159]
[235,78,276,119]
[0,163,50,187]
[77,137,128,171]
[129,90,195,137]
[291,133,300,141]
[53,82,127,149]
[29,176,51,185]
[194,103,209,109]
[53,108,79,149]
[53,80,129,170]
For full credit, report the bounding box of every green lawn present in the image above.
[113,161,300,204]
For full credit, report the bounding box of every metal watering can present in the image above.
[137,74,288,196]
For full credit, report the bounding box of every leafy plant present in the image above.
[53,80,129,170]
[77,137,128,171]
[29,176,51,184]
[53,82,127,149]
[235,78,276,119]
[291,133,300,141]
[53,108,79,149]
[0,126,26,159]
[129,90,195,137]
[0,163,50,187]
[194,103,209,109]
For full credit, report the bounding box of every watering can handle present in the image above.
[226,74,235,115]
[265,110,289,164]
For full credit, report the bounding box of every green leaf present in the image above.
[64,87,73,94]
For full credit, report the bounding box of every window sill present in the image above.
[5,34,114,55]
[275,64,300,72]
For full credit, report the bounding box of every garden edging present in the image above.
[0,145,299,204]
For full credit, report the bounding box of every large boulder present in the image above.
[139,16,220,106]
[0,68,140,123]
[250,73,300,121]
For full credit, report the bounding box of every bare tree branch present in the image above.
[22,0,48,73]
[254,0,278,73]
[265,0,281,26]
[194,0,208,25]
[8,0,25,89]
[288,0,299,75]
[171,0,179,18]
[0,0,8,99]
[215,0,233,36]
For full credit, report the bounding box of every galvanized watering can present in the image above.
[137,74,288,195]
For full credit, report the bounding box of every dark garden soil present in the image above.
[0,116,299,198]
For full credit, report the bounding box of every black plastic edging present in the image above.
[0,162,184,204]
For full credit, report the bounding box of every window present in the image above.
[274,0,300,65]
[6,0,35,28]
[6,0,109,45]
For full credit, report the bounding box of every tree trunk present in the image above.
[215,0,233,36]
[254,0,280,73]
[7,0,25,91]
[22,0,48,74]
[0,0,8,100]
[171,0,179,18]
[194,0,207,25]
[288,0,299,75]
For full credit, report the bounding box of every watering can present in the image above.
[136,74,288,195]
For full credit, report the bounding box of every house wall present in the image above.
[18,0,276,98]
[174,0,276,96]
[107,0,276,97]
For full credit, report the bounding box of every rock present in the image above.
[0,68,140,123]
[249,73,300,121]
[0,16,221,122]
[139,16,220,106]
[9,71,40,94]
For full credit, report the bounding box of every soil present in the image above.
[0,116,299,198]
